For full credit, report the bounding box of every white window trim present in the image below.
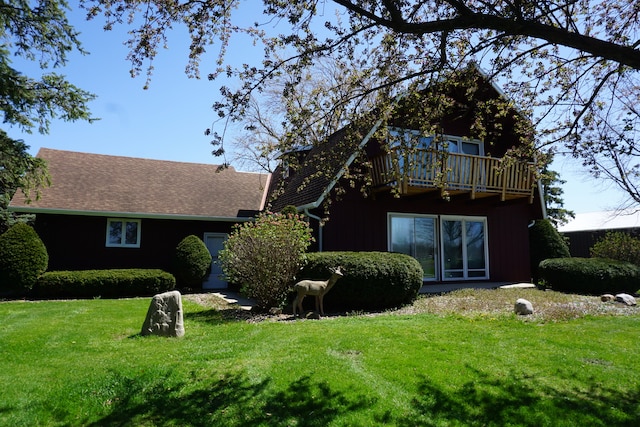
[387,127,484,156]
[440,215,489,281]
[106,218,142,248]
[388,213,489,281]
[388,212,439,282]
[440,135,484,156]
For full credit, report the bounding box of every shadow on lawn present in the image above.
[184,308,257,324]
[397,367,640,426]
[85,370,373,427]
[80,365,640,426]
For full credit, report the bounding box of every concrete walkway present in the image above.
[212,289,254,310]
[419,281,535,294]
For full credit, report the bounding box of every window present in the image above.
[106,219,141,248]
[441,216,488,280]
[389,214,488,281]
[387,128,483,156]
[390,214,437,280]
[388,128,432,150]
[442,136,483,156]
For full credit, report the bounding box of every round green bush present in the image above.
[539,257,640,295]
[529,219,570,284]
[172,235,212,288]
[297,252,423,311]
[590,232,640,265]
[0,223,48,295]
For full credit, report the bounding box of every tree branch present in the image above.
[331,1,640,70]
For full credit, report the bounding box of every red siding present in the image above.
[316,189,538,283]
[34,214,237,271]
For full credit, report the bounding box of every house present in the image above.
[10,67,545,288]
[559,210,640,257]
[9,148,269,289]
[267,66,546,284]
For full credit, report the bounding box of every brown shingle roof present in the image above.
[9,148,269,219]
[268,124,379,212]
[268,129,350,211]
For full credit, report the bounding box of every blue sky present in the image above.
[5,4,629,215]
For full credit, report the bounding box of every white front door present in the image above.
[202,233,228,290]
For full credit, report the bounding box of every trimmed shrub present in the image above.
[280,205,299,216]
[172,235,212,288]
[590,232,640,265]
[36,269,176,299]
[539,257,640,295]
[219,211,313,310]
[0,223,48,295]
[529,219,570,284]
[297,252,424,311]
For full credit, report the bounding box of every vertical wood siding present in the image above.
[34,214,237,272]
[317,190,538,283]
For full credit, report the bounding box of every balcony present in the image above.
[370,148,537,202]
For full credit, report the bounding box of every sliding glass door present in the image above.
[441,217,488,279]
[389,214,488,281]
[390,215,437,280]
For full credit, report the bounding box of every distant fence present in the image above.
[562,227,640,258]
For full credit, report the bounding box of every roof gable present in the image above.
[10,148,269,219]
[268,66,530,212]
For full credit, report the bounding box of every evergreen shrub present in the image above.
[36,269,176,299]
[529,219,570,284]
[590,232,640,265]
[0,223,48,295]
[298,251,423,311]
[539,257,640,295]
[172,235,212,288]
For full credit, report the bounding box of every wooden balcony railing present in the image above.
[370,149,537,202]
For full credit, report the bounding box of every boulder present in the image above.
[600,294,615,302]
[615,293,637,306]
[141,290,185,337]
[514,298,534,315]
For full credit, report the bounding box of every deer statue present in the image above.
[292,266,344,317]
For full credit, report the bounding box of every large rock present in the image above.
[141,290,185,337]
[615,293,637,306]
[600,294,615,302]
[514,298,534,315]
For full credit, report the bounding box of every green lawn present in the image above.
[0,293,639,426]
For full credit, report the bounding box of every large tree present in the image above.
[0,131,49,233]
[229,57,379,173]
[540,158,575,227]
[1,0,96,134]
[1,0,97,230]
[82,0,640,203]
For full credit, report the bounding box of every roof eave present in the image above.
[7,206,254,222]
[296,116,386,212]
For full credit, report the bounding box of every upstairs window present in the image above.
[106,219,141,248]
[442,136,483,156]
[388,128,432,150]
[387,128,483,156]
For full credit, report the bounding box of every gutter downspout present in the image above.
[294,94,403,252]
[296,118,386,252]
[304,208,323,252]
